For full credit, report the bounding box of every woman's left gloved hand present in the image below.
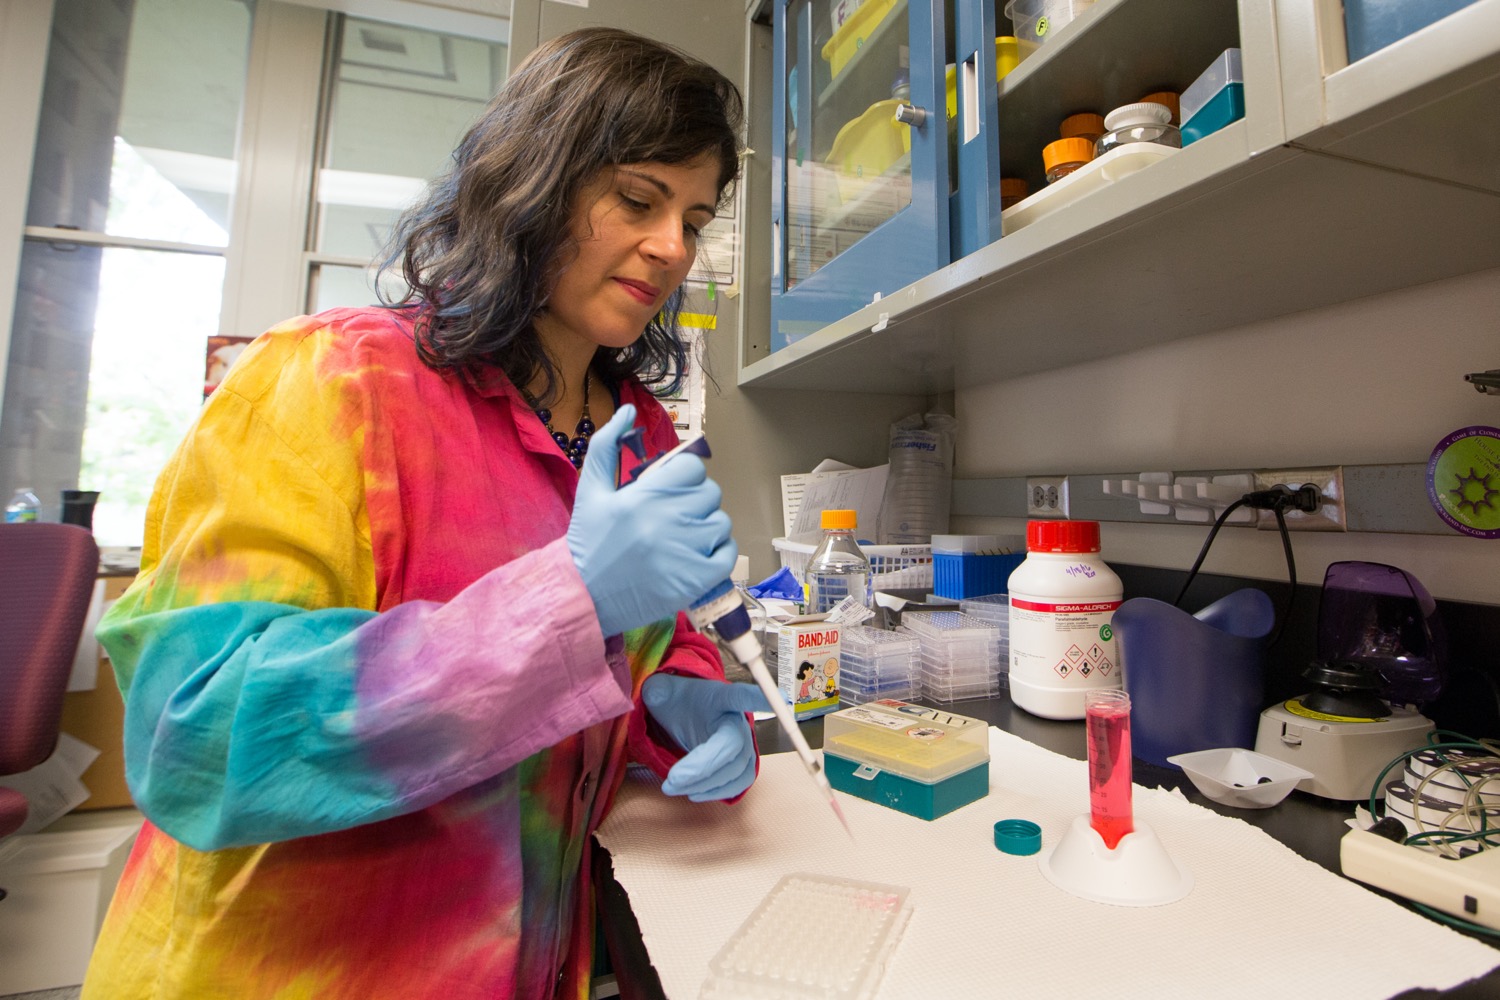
[641,673,770,802]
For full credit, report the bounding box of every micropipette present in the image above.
[622,430,852,837]
[688,579,851,837]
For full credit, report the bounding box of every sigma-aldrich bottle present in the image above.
[1007,520,1123,720]
[805,509,871,613]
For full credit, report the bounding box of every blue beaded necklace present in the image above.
[530,369,595,470]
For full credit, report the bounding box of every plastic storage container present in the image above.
[828,99,911,203]
[1181,48,1244,145]
[823,699,990,819]
[1005,0,1096,53]
[1007,520,1123,720]
[0,821,139,994]
[945,37,1022,119]
[840,625,921,704]
[822,0,900,78]
[900,610,1004,703]
[774,537,933,592]
[1095,102,1181,157]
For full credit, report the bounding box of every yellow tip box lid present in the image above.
[824,699,990,783]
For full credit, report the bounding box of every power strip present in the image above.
[1341,828,1500,930]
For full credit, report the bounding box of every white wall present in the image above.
[951,265,1500,605]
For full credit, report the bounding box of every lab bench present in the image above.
[593,695,1500,999]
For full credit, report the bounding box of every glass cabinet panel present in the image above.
[783,0,913,288]
[771,0,952,352]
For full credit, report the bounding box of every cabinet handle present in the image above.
[894,103,927,128]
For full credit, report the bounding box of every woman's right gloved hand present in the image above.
[567,405,738,637]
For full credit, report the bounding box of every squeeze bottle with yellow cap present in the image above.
[805,509,871,613]
[1007,520,1123,720]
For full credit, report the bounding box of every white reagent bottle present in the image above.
[1007,520,1123,720]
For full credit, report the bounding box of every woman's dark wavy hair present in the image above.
[376,28,743,405]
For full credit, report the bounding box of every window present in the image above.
[0,0,509,545]
[309,16,507,311]
[2,0,251,543]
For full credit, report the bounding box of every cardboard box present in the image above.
[775,619,841,721]
[59,574,134,810]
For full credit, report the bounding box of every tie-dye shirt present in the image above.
[84,307,727,999]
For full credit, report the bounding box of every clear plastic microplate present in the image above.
[698,873,912,1000]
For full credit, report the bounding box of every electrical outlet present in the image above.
[1253,467,1346,531]
[1025,476,1070,518]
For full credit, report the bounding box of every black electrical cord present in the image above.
[1171,498,1247,608]
[1267,505,1296,647]
[1173,485,1315,647]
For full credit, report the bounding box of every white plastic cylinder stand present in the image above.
[1039,815,1193,907]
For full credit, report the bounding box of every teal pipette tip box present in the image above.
[822,700,990,821]
[1182,84,1245,145]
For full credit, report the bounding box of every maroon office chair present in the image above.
[0,523,101,844]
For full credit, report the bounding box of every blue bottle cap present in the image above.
[994,818,1042,856]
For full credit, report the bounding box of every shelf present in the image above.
[740,116,1500,393]
[997,0,1241,193]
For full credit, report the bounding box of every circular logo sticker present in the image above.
[1036,15,1050,36]
[1099,623,1113,641]
[1426,425,1500,538]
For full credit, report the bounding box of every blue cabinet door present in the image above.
[771,0,952,352]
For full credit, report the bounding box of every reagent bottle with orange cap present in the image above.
[806,509,871,613]
[1008,520,1123,720]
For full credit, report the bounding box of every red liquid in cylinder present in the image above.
[1087,694,1133,850]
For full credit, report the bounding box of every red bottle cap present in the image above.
[1027,520,1101,553]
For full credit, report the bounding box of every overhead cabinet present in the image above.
[748,0,1500,395]
[771,0,953,349]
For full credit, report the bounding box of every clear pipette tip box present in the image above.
[699,873,912,1000]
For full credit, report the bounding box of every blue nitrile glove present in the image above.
[567,405,738,637]
[641,673,771,801]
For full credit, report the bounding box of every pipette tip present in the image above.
[829,793,853,840]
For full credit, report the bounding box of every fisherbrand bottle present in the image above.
[805,509,871,614]
[1007,520,1123,720]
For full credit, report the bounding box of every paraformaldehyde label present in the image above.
[1427,425,1500,539]
[1009,598,1121,683]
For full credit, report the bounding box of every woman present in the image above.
[85,28,764,999]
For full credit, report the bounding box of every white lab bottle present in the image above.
[1007,520,1123,720]
[805,509,871,613]
[4,487,41,523]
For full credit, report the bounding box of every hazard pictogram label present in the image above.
[1099,657,1114,676]
[1089,643,1105,661]
[1054,661,1072,678]
[1066,644,1084,662]
[1078,662,1093,677]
